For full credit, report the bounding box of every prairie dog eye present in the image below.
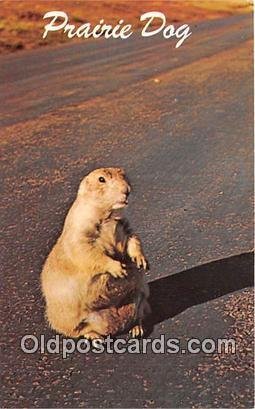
[99,176,106,183]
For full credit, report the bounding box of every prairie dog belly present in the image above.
[87,302,138,336]
[85,264,144,310]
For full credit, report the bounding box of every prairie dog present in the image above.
[41,167,150,339]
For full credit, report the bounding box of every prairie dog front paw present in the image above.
[107,260,127,278]
[127,236,148,270]
[131,253,148,270]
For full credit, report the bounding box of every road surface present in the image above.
[0,13,254,408]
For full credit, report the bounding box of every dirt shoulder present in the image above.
[0,0,252,55]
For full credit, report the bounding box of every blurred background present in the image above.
[0,0,253,54]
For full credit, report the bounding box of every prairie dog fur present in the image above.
[41,167,150,339]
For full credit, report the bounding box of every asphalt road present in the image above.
[0,13,254,408]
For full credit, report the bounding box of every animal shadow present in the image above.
[145,252,254,333]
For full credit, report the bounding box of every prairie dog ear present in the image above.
[117,167,125,175]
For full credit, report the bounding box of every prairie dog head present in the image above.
[78,167,131,211]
